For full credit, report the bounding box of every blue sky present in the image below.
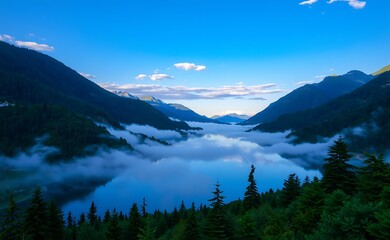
[1,0,389,116]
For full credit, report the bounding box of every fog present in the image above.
[1,121,334,216]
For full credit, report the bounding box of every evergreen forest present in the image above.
[1,137,389,239]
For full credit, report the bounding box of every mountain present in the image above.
[253,71,390,152]
[240,70,374,125]
[0,41,190,130]
[212,113,250,124]
[140,96,225,124]
[112,90,139,100]
[372,64,390,76]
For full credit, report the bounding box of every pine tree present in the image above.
[137,217,155,240]
[47,201,65,240]
[203,181,232,240]
[243,164,261,210]
[237,214,257,240]
[87,201,97,226]
[128,203,142,240]
[179,200,187,219]
[23,186,48,240]
[0,193,21,240]
[322,137,356,195]
[106,209,122,240]
[103,210,111,224]
[184,203,200,240]
[281,173,301,207]
[67,211,74,228]
[141,197,148,218]
[78,213,86,226]
[358,153,390,202]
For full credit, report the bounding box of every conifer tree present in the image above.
[204,181,232,240]
[141,197,148,218]
[47,201,65,240]
[23,186,48,240]
[358,153,390,202]
[322,137,356,195]
[87,201,97,226]
[78,213,86,226]
[0,193,21,240]
[179,200,187,219]
[237,214,257,240]
[103,210,111,224]
[184,203,200,240]
[106,209,122,240]
[243,164,261,210]
[281,173,301,207]
[137,217,155,240]
[67,211,74,228]
[128,203,142,240]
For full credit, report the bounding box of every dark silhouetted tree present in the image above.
[47,201,65,240]
[127,203,142,240]
[78,213,86,226]
[204,181,233,240]
[87,201,97,226]
[0,193,21,240]
[322,137,356,195]
[106,209,122,240]
[243,164,261,210]
[137,217,155,240]
[184,203,200,240]
[281,173,301,207]
[23,186,48,240]
[103,210,111,224]
[359,153,390,202]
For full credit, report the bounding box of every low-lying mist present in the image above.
[2,121,336,215]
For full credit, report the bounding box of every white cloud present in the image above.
[135,74,148,80]
[99,82,285,100]
[150,73,174,81]
[0,34,54,52]
[15,40,54,51]
[0,34,14,42]
[79,72,96,79]
[135,73,174,81]
[295,80,314,86]
[327,0,366,9]
[174,63,206,71]
[299,0,318,5]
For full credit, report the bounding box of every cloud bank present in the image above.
[79,72,96,79]
[100,82,284,100]
[174,63,206,71]
[0,34,54,52]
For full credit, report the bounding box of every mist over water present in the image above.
[61,122,325,216]
[2,121,331,216]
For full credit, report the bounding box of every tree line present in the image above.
[1,137,389,239]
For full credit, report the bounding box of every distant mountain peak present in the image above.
[140,96,165,104]
[112,91,139,100]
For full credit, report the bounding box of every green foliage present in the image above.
[0,193,21,240]
[23,186,48,240]
[0,104,131,160]
[0,41,191,130]
[311,198,380,240]
[203,181,233,240]
[281,173,301,207]
[322,137,356,194]
[137,217,155,240]
[243,164,261,210]
[106,209,122,240]
[237,214,257,240]
[87,201,98,226]
[128,203,143,240]
[358,153,390,202]
[367,208,390,239]
[47,201,65,240]
[183,203,200,240]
